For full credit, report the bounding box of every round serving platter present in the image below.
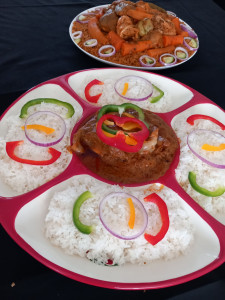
[69,5,199,70]
[0,68,224,290]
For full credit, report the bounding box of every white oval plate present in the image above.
[69,5,199,70]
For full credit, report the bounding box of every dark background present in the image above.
[0,0,225,299]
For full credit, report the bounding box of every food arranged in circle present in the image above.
[0,69,224,288]
[70,1,198,69]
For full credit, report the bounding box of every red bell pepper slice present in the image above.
[144,193,169,245]
[186,114,225,130]
[84,79,104,103]
[96,114,149,152]
[6,140,61,165]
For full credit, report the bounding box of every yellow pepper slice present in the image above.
[122,82,129,96]
[123,112,134,118]
[103,119,115,126]
[202,143,225,151]
[103,130,137,146]
[125,135,137,146]
[127,197,135,229]
[121,121,142,131]
[21,124,55,134]
[102,130,115,138]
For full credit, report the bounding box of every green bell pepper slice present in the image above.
[188,171,225,197]
[97,103,145,122]
[73,191,94,234]
[19,98,75,119]
[97,103,149,135]
[149,84,164,103]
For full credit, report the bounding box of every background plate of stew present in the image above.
[69,4,199,70]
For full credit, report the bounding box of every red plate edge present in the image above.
[0,67,225,290]
[2,217,225,290]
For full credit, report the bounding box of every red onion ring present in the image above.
[159,53,177,66]
[139,55,156,67]
[24,111,66,147]
[99,192,148,240]
[114,75,153,101]
[76,13,95,24]
[98,45,116,57]
[183,37,199,51]
[72,31,82,40]
[167,11,176,17]
[84,39,97,47]
[187,129,225,169]
[180,23,197,39]
[174,46,189,61]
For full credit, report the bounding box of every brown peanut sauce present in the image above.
[70,109,179,184]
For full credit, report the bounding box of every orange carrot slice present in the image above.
[21,124,55,134]
[147,45,175,58]
[122,82,129,96]
[88,17,108,44]
[107,31,124,51]
[163,35,184,47]
[127,197,135,229]
[202,143,225,151]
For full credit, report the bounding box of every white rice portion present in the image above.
[0,102,82,194]
[173,114,225,218]
[45,175,194,266]
[76,73,173,113]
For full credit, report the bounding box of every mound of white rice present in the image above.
[0,102,82,194]
[173,114,225,218]
[45,175,194,266]
[76,73,173,113]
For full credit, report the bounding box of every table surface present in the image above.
[1,0,225,298]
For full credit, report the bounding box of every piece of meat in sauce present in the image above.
[136,1,152,13]
[69,109,179,184]
[117,15,139,40]
[99,9,119,32]
[140,30,163,48]
[152,14,176,36]
[136,1,167,14]
[114,1,135,16]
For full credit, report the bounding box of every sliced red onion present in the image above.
[72,31,82,40]
[139,55,156,67]
[174,46,189,61]
[114,75,153,101]
[85,11,96,16]
[159,53,177,66]
[187,129,225,169]
[99,192,148,240]
[180,23,197,39]
[183,37,199,51]
[98,45,116,57]
[167,11,176,17]
[84,39,97,47]
[24,111,66,147]
[76,13,95,24]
